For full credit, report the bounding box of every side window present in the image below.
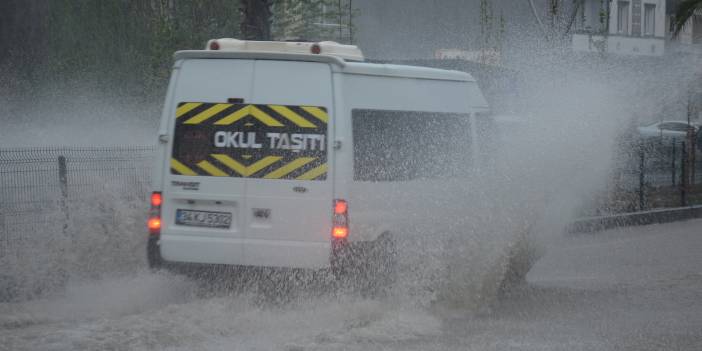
[352,109,472,182]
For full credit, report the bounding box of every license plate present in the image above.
[176,209,232,229]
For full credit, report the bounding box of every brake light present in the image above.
[148,191,162,236]
[151,192,162,207]
[334,200,347,214]
[332,226,348,239]
[332,199,348,239]
[148,217,161,231]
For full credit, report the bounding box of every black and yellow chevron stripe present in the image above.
[171,154,327,180]
[170,102,329,181]
[175,102,328,129]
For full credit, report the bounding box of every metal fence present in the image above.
[1,143,699,249]
[0,146,155,300]
[1,142,700,299]
[604,139,702,214]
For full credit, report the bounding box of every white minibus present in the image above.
[147,39,490,283]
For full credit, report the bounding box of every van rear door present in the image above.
[164,59,333,268]
[243,60,333,267]
[161,59,254,265]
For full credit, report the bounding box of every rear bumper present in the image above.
[159,234,332,269]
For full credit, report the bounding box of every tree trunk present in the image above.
[240,0,273,40]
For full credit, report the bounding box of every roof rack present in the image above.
[205,38,364,62]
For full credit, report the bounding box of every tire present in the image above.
[147,236,164,270]
[364,232,398,296]
[498,232,541,296]
[146,237,196,276]
[333,233,398,298]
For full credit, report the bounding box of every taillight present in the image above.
[148,191,162,236]
[332,226,348,239]
[332,199,348,239]
[209,40,220,50]
[334,200,347,215]
[151,192,162,207]
[148,217,161,231]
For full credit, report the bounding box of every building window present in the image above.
[644,4,656,36]
[617,1,630,34]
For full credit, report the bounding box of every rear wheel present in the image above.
[332,233,398,298]
[146,237,201,277]
[362,233,398,297]
[498,232,541,296]
[146,236,164,270]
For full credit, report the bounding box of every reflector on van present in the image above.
[205,38,365,62]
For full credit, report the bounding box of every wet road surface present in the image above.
[1,219,701,350]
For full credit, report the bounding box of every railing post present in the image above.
[689,128,697,185]
[681,142,688,207]
[0,204,4,258]
[672,138,676,186]
[639,146,646,211]
[58,156,69,236]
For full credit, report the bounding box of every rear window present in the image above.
[171,102,329,181]
[352,109,472,182]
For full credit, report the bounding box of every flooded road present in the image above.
[2,219,701,351]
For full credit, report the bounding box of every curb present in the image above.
[569,205,702,233]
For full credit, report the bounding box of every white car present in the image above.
[637,121,699,141]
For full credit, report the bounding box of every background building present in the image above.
[572,0,667,56]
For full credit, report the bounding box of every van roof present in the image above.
[342,62,474,82]
[173,50,475,83]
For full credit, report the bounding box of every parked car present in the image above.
[637,121,699,142]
